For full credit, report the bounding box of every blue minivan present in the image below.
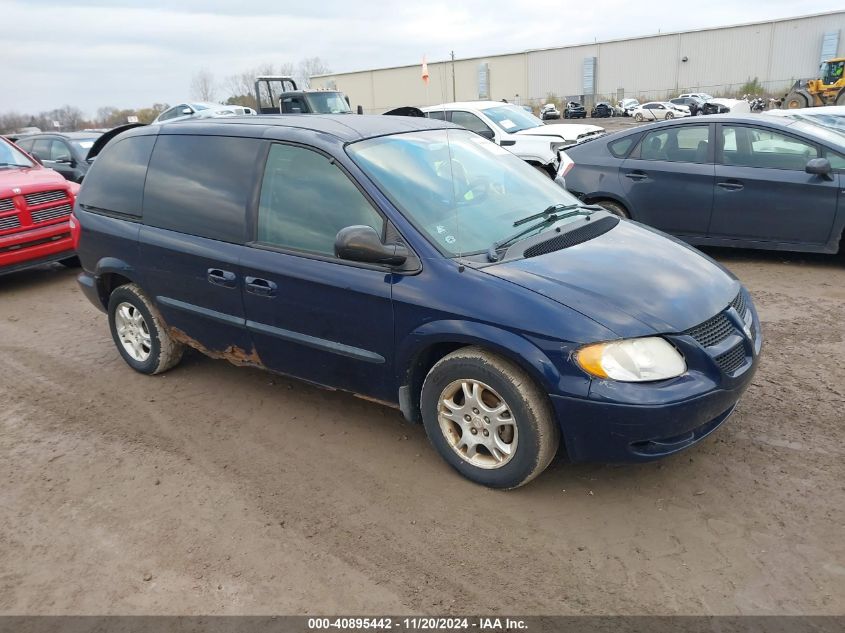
[73,115,761,488]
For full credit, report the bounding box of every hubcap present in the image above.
[437,379,518,469]
[114,302,152,362]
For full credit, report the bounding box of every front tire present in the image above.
[594,199,629,219]
[107,283,184,375]
[665,112,674,119]
[783,91,808,109]
[420,347,560,489]
[634,113,643,122]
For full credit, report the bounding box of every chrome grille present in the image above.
[0,198,14,211]
[715,343,746,374]
[0,215,21,231]
[24,190,67,206]
[31,203,72,223]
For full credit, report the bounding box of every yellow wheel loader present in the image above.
[782,58,845,109]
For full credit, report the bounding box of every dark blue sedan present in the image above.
[564,114,845,254]
[73,115,760,488]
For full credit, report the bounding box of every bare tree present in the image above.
[190,69,216,102]
[297,57,331,88]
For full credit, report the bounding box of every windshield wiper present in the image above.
[487,206,595,262]
[512,203,579,227]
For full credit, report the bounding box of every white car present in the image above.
[679,92,713,101]
[763,105,845,133]
[152,102,257,124]
[616,98,639,116]
[631,102,691,122]
[422,101,605,179]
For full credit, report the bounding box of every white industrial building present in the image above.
[314,11,845,113]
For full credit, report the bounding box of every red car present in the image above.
[0,136,79,275]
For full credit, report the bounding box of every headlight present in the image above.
[575,337,686,382]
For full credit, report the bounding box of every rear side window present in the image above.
[608,135,637,158]
[143,135,261,243]
[426,111,446,121]
[639,125,710,163]
[78,135,155,217]
[256,143,384,257]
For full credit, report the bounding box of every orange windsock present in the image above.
[421,56,430,84]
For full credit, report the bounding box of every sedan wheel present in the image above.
[665,112,674,119]
[634,113,643,122]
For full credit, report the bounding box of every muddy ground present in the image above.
[1,246,843,615]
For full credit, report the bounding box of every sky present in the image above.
[1,0,841,116]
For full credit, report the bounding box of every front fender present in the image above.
[397,319,564,395]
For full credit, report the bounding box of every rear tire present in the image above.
[420,347,559,489]
[107,283,184,375]
[783,92,808,109]
[594,199,629,219]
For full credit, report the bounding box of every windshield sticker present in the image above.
[444,235,456,244]
[436,225,447,234]
[499,119,516,129]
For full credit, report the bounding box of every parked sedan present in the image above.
[631,102,690,122]
[591,102,614,118]
[616,99,640,117]
[563,115,845,255]
[563,102,587,119]
[671,96,705,116]
[15,132,102,183]
[540,103,561,120]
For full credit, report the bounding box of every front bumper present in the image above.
[0,221,74,275]
[551,366,755,462]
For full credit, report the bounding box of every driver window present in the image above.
[50,141,71,162]
[721,126,818,170]
[257,144,384,257]
[281,97,306,114]
[450,111,493,138]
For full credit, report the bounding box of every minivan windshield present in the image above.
[348,129,584,256]
[480,105,543,133]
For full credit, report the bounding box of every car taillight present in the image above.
[69,212,81,250]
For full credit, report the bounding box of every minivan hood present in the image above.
[518,123,605,142]
[485,220,738,337]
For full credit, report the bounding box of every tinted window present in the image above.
[426,110,446,120]
[50,140,71,161]
[16,138,33,152]
[450,111,493,136]
[721,126,818,170]
[257,143,383,257]
[78,135,155,217]
[639,125,710,163]
[157,107,179,121]
[608,135,637,158]
[143,135,260,242]
[32,139,51,160]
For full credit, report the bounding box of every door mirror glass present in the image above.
[805,157,832,178]
[335,225,408,266]
[181,107,193,115]
[476,128,495,141]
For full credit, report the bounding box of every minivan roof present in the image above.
[142,114,459,143]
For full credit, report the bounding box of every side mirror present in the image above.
[335,225,408,266]
[476,128,495,141]
[181,107,193,115]
[806,157,833,180]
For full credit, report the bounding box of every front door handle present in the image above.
[245,276,277,297]
[624,171,647,181]
[717,181,744,191]
[207,268,237,288]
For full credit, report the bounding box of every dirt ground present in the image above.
[1,246,843,616]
